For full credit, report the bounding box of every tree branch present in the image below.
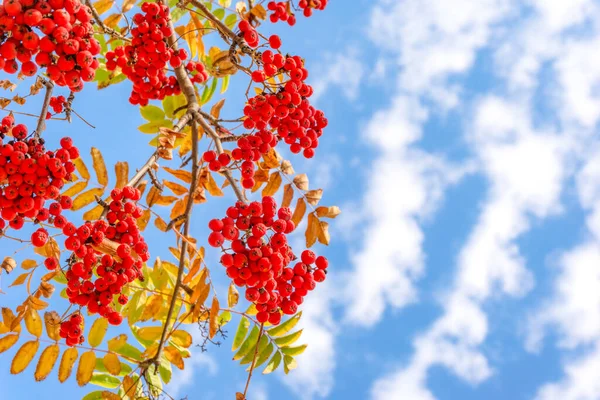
[34,78,53,138]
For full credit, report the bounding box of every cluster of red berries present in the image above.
[267,0,328,25]
[49,95,66,113]
[237,20,259,48]
[0,0,100,90]
[43,187,149,334]
[0,116,78,232]
[202,150,231,172]
[59,312,84,346]
[105,1,207,106]
[207,196,327,325]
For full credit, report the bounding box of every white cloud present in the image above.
[311,48,364,103]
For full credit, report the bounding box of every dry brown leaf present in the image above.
[164,180,188,196]
[291,198,307,227]
[114,161,129,188]
[305,212,319,248]
[315,206,341,219]
[164,166,192,183]
[209,296,220,339]
[210,98,226,119]
[90,148,109,187]
[281,160,295,175]
[305,189,323,206]
[293,174,309,191]
[262,172,282,196]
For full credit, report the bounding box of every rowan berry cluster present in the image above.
[237,20,259,48]
[0,0,100,90]
[0,116,78,233]
[202,150,231,172]
[267,0,328,25]
[230,40,327,186]
[59,312,84,346]
[50,187,148,338]
[207,196,327,325]
[105,1,207,106]
[49,95,66,113]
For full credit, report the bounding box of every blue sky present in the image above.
[4,0,600,399]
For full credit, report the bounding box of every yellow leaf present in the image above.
[204,171,224,196]
[91,147,109,187]
[209,296,220,339]
[102,353,121,375]
[83,204,104,221]
[250,3,267,19]
[305,189,323,206]
[93,0,113,15]
[137,326,162,342]
[155,195,179,206]
[262,172,282,196]
[171,330,192,348]
[305,212,318,248]
[183,258,202,285]
[58,347,78,382]
[146,185,161,207]
[73,157,90,181]
[263,148,282,169]
[76,350,96,386]
[103,13,121,28]
[101,392,121,400]
[24,308,42,338]
[282,184,294,208]
[2,307,22,333]
[115,161,129,188]
[315,206,341,219]
[170,196,188,221]
[10,340,39,374]
[184,20,197,59]
[0,334,19,354]
[122,0,135,12]
[44,311,61,341]
[291,197,306,227]
[72,188,104,211]
[136,209,151,231]
[164,180,188,196]
[210,99,226,119]
[228,282,239,308]
[9,272,28,287]
[163,167,192,183]
[107,334,127,353]
[27,296,49,311]
[155,216,168,232]
[164,346,184,369]
[293,174,309,191]
[139,294,162,322]
[123,375,137,398]
[88,318,108,348]
[62,180,88,198]
[190,275,210,305]
[34,344,59,381]
[141,343,158,360]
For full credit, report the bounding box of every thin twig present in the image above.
[34,78,54,137]
[85,0,130,41]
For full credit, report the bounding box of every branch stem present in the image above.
[34,78,54,138]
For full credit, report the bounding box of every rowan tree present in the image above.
[0,0,337,398]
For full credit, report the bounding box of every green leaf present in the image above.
[220,75,230,94]
[145,367,162,396]
[218,311,232,326]
[262,351,282,374]
[274,329,303,347]
[283,355,298,374]
[163,96,176,119]
[267,312,302,337]
[251,342,274,370]
[212,8,225,19]
[140,105,165,121]
[109,73,126,84]
[200,78,218,105]
[81,391,106,400]
[114,343,142,362]
[233,326,259,361]
[138,119,173,134]
[94,68,109,83]
[232,317,250,352]
[240,333,268,365]
[281,344,307,356]
[89,372,120,389]
[159,355,172,384]
[224,13,237,29]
